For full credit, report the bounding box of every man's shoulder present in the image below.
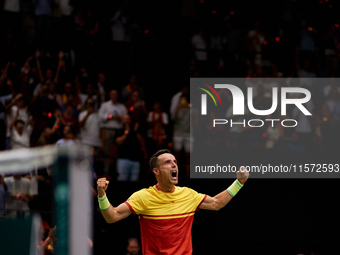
[174,186,201,197]
[132,186,156,195]
[101,101,111,107]
[127,186,156,201]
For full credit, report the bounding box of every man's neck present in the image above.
[156,183,175,193]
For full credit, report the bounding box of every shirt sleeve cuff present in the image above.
[196,194,207,211]
[124,201,136,215]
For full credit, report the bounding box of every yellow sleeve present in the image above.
[124,190,147,215]
[187,188,207,211]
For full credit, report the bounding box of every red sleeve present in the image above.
[196,194,207,211]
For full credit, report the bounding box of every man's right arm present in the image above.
[97,178,132,223]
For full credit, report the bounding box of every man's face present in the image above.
[121,115,131,125]
[153,102,161,112]
[110,90,118,103]
[127,241,140,255]
[155,153,178,186]
[15,121,25,135]
[131,91,139,102]
[63,125,71,137]
[64,83,72,94]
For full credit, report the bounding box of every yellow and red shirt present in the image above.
[125,185,206,255]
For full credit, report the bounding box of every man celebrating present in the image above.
[97,149,249,255]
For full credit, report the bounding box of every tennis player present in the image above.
[97,149,249,255]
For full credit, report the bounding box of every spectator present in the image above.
[98,90,128,175]
[48,82,63,107]
[0,175,11,217]
[244,21,265,76]
[31,84,59,122]
[121,75,143,102]
[115,114,145,181]
[78,98,101,152]
[62,102,78,129]
[0,72,16,150]
[125,90,148,135]
[173,93,191,176]
[79,83,99,110]
[60,82,82,110]
[110,5,126,42]
[125,238,141,255]
[9,110,33,150]
[5,174,33,218]
[36,117,60,146]
[5,93,29,148]
[55,124,79,147]
[146,102,169,154]
[170,86,189,120]
[191,28,208,75]
[97,72,108,105]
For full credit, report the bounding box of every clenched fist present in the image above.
[237,166,249,185]
[97,178,109,198]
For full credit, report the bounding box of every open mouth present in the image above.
[171,171,177,178]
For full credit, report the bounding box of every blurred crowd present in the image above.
[0,0,337,254]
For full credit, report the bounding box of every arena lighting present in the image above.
[335,24,339,28]
[212,10,216,14]
[329,4,333,8]
[230,11,235,15]
[144,29,149,34]
[275,37,280,42]
[319,0,323,4]
[308,27,313,31]
[325,0,329,2]
[263,40,268,45]
[200,0,204,3]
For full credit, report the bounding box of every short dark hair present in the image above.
[149,149,172,170]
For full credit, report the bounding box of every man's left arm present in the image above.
[199,167,249,211]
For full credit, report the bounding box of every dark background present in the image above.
[1,0,340,254]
